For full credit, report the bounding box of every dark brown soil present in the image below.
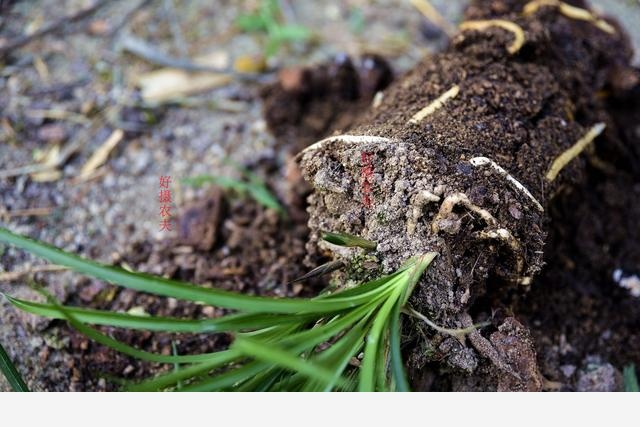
[262,53,393,152]
[513,81,640,391]
[297,0,640,390]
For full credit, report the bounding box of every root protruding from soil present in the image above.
[459,19,526,54]
[546,122,606,182]
[523,0,616,34]
[408,85,460,125]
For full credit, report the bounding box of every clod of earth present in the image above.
[299,0,634,391]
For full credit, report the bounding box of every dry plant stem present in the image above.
[408,85,460,125]
[460,314,522,380]
[409,0,456,37]
[25,109,90,125]
[79,129,125,179]
[546,122,606,181]
[0,207,53,220]
[108,0,154,39]
[469,157,544,212]
[0,107,110,179]
[459,20,526,54]
[523,0,616,34]
[0,265,68,282]
[0,1,109,57]
[406,307,490,340]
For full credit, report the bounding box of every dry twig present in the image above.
[0,1,109,58]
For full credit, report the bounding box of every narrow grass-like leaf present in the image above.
[290,260,344,284]
[1,224,440,392]
[0,227,380,314]
[389,298,410,392]
[279,298,385,352]
[271,24,310,42]
[399,252,437,306]
[182,174,284,214]
[233,366,285,392]
[128,350,241,391]
[70,312,232,363]
[6,296,319,333]
[235,14,267,32]
[180,361,268,392]
[624,364,639,392]
[321,231,377,250]
[375,325,391,391]
[295,318,370,392]
[312,316,371,392]
[359,287,402,391]
[232,337,345,388]
[0,340,29,392]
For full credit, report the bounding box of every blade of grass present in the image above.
[0,340,29,392]
[29,286,238,365]
[279,295,389,352]
[289,260,344,284]
[307,316,371,392]
[232,366,285,392]
[321,231,377,250]
[171,341,183,390]
[127,350,242,391]
[375,314,392,391]
[624,364,639,392]
[232,336,346,388]
[399,252,437,306]
[359,287,402,391]
[5,296,320,333]
[389,298,410,391]
[0,227,382,314]
[182,173,284,214]
[179,360,268,392]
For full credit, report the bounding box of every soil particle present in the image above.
[576,357,622,392]
[176,188,224,251]
[489,317,543,392]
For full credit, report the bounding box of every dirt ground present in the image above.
[1,0,639,392]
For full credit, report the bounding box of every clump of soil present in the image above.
[262,54,393,152]
[298,0,638,390]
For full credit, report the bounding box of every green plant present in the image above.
[182,165,284,215]
[623,364,639,392]
[0,340,29,392]
[235,0,311,57]
[0,227,436,391]
[348,7,365,35]
[321,231,377,251]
